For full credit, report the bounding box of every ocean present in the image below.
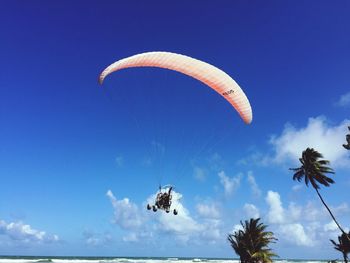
[0,257,334,263]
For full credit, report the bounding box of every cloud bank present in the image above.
[107,188,223,245]
[335,91,350,107]
[269,117,350,168]
[0,220,59,244]
[264,190,349,247]
[218,171,241,197]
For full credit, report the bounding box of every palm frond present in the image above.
[228,218,277,263]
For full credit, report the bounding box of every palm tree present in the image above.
[290,147,348,237]
[330,231,350,263]
[228,218,277,263]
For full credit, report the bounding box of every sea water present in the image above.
[0,257,334,263]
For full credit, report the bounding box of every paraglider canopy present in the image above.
[99,51,253,124]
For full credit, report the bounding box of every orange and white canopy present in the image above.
[99,51,252,124]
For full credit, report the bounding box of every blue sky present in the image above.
[1,0,350,259]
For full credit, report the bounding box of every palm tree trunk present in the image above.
[315,188,348,237]
[343,252,348,263]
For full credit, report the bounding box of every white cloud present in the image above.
[303,201,324,221]
[335,92,350,107]
[122,232,139,242]
[265,192,314,246]
[0,220,59,244]
[323,221,338,232]
[263,190,350,248]
[237,151,270,167]
[266,191,285,224]
[85,236,100,246]
[218,171,241,197]
[269,117,350,168]
[196,202,220,219]
[303,201,349,222]
[122,229,154,243]
[288,202,302,221]
[150,189,224,244]
[106,188,209,243]
[243,203,260,219]
[193,166,207,182]
[279,223,313,246]
[83,230,112,246]
[208,152,225,171]
[231,224,243,234]
[106,190,144,229]
[331,202,350,215]
[105,185,277,245]
[155,191,203,238]
[107,188,223,244]
[231,192,323,248]
[292,184,303,191]
[200,219,222,242]
[247,171,261,198]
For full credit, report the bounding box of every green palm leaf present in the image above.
[228,218,277,263]
[290,147,348,238]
